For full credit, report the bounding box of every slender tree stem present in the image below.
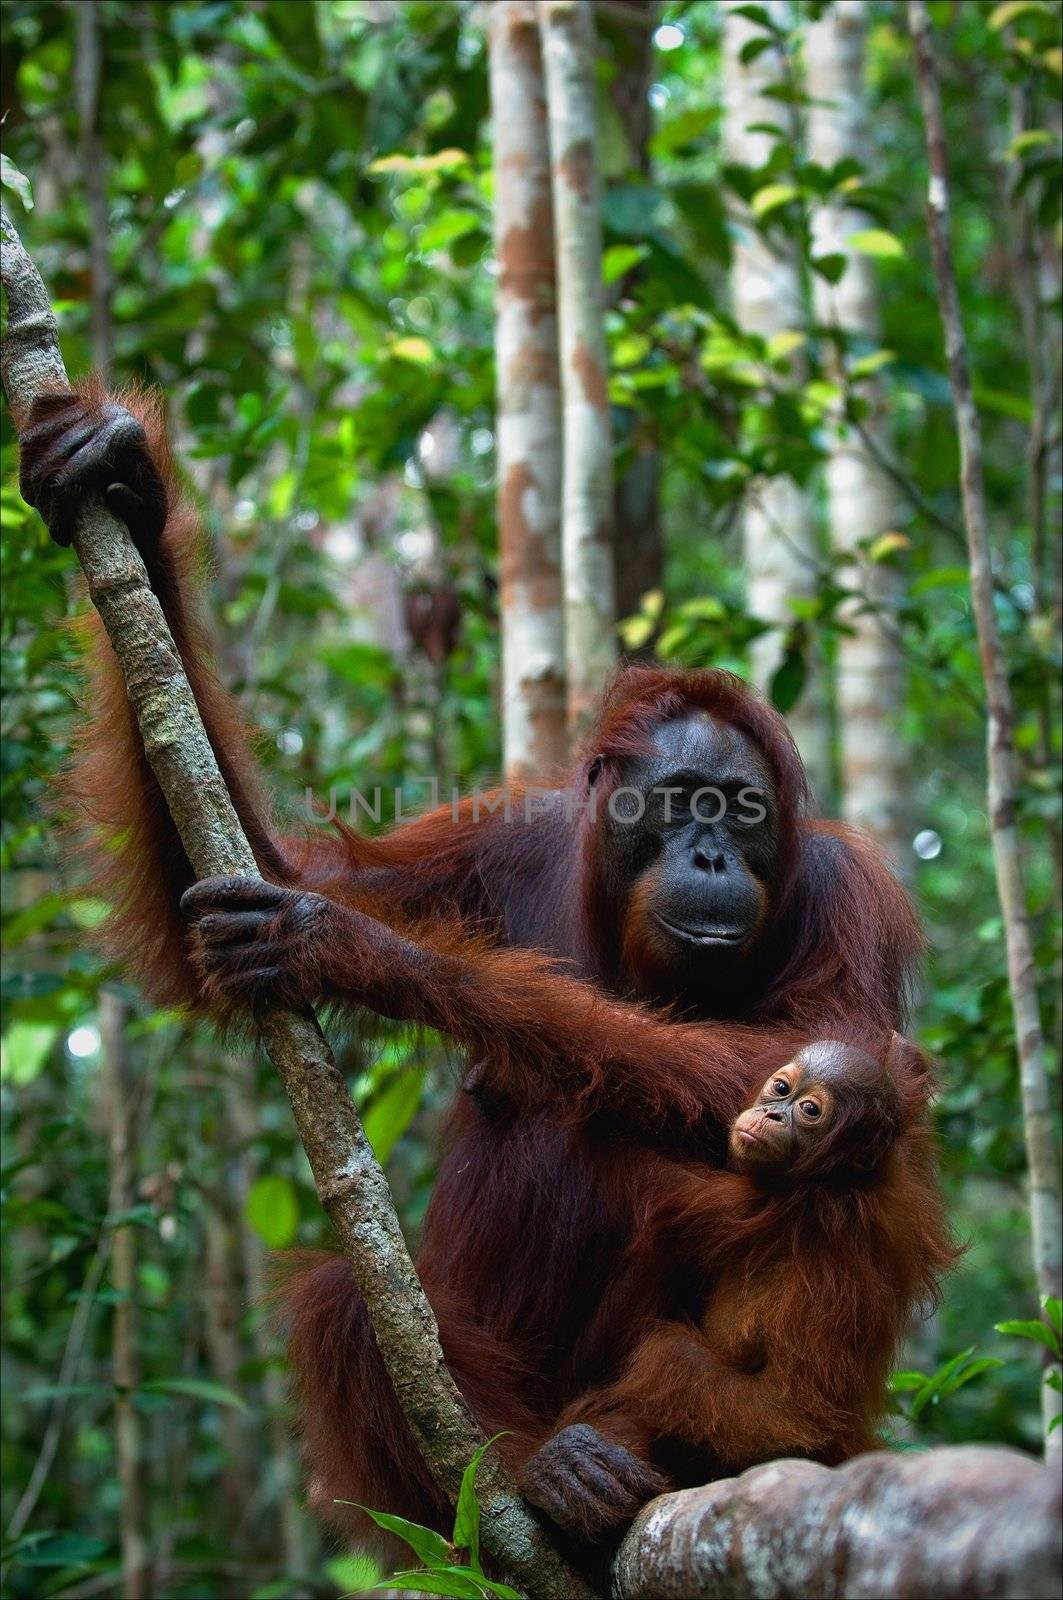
[100,991,150,1599]
[909,1,1062,1447]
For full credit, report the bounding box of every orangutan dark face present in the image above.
[592,714,781,986]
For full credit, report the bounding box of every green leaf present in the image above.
[446,1569,523,1600]
[766,330,806,362]
[11,1534,107,1568]
[142,1378,248,1411]
[988,0,1052,29]
[849,348,896,380]
[739,35,776,64]
[419,209,482,252]
[370,149,471,176]
[602,243,650,284]
[326,1552,383,1594]
[889,1371,929,1393]
[363,1069,426,1166]
[730,3,780,32]
[612,333,651,369]
[751,183,800,218]
[245,1174,300,1249]
[1006,128,1054,159]
[350,1507,453,1568]
[908,1346,976,1420]
[1043,1296,1062,1335]
[619,614,656,650]
[971,383,1033,422]
[0,152,34,210]
[656,622,692,658]
[812,252,847,284]
[995,1318,1061,1355]
[868,532,910,562]
[910,566,969,596]
[3,893,67,944]
[452,1434,506,1564]
[940,1357,1003,1396]
[769,649,806,716]
[376,1574,482,1599]
[68,897,109,930]
[20,1383,107,1404]
[678,596,726,620]
[387,336,435,365]
[1,1022,59,1086]
[848,228,905,260]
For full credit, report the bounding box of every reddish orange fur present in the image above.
[559,1054,957,1476]
[44,380,285,1007]
[26,379,950,1546]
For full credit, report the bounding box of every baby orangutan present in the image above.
[522,1039,955,1543]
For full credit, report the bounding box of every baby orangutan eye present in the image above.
[771,1078,790,1097]
[799,1099,821,1118]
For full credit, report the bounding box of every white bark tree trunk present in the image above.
[489,0,568,782]
[910,0,1062,1448]
[806,0,908,873]
[720,0,831,800]
[540,0,618,742]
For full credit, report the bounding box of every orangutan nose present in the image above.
[692,843,727,873]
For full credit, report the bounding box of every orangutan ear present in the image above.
[886,1031,935,1089]
[587,755,605,787]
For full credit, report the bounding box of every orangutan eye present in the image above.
[799,1099,821,1118]
[771,1079,790,1097]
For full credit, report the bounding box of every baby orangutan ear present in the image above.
[587,755,605,787]
[885,1032,936,1098]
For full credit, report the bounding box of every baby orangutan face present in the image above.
[728,1040,888,1177]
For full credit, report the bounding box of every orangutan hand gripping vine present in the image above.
[20,384,953,1549]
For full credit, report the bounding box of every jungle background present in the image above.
[0,1,1060,1597]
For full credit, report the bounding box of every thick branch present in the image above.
[0,205,594,1600]
[613,1445,1062,1599]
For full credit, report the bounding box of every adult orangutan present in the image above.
[19,383,950,1546]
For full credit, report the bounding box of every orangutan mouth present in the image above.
[655,915,747,947]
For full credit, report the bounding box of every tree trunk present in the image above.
[910,0,1062,1447]
[73,0,113,381]
[602,0,663,634]
[223,1056,313,1579]
[203,1192,253,1570]
[489,0,568,783]
[806,0,908,871]
[539,0,618,743]
[100,990,149,1599]
[720,0,831,801]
